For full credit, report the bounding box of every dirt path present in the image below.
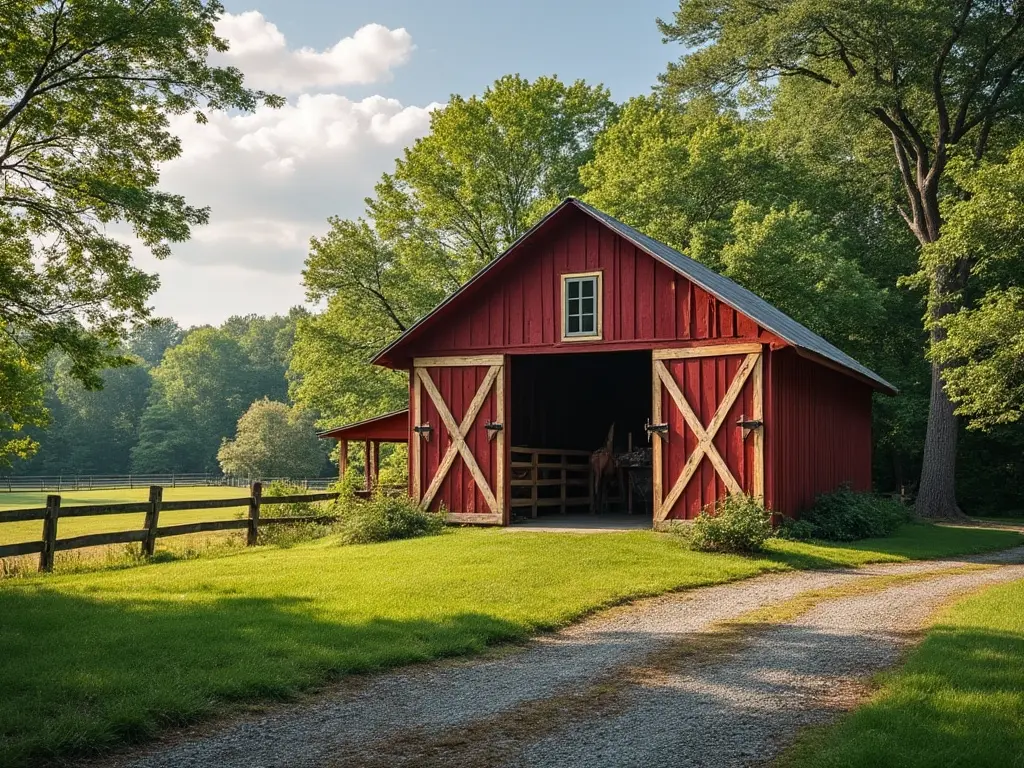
[104,547,1024,768]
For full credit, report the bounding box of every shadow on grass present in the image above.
[0,587,523,768]
[782,625,1024,768]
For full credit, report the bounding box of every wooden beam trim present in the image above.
[414,355,504,367]
[653,343,762,360]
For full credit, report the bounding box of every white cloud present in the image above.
[135,12,442,325]
[213,12,414,92]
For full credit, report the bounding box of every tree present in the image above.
[290,75,615,427]
[217,399,325,479]
[0,336,47,467]
[133,328,258,472]
[930,145,1024,429]
[127,319,183,368]
[582,98,886,364]
[0,0,280,458]
[659,0,1024,517]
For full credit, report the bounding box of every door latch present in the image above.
[413,424,433,441]
[645,418,669,442]
[736,414,763,439]
[484,421,503,442]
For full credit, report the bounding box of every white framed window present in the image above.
[561,271,602,340]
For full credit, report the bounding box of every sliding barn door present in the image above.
[651,344,764,523]
[411,355,506,525]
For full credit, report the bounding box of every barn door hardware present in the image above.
[736,414,763,439]
[645,418,669,442]
[413,424,433,441]
[484,421,503,442]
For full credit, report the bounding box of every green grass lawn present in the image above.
[0,486,253,544]
[780,575,1024,768]
[0,524,1020,767]
[0,487,292,573]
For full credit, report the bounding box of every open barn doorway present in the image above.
[508,350,653,526]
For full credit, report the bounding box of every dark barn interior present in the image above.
[509,350,653,519]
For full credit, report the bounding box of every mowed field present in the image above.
[0,487,262,570]
[0,523,1021,767]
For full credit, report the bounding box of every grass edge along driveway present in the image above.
[779,573,1024,768]
[0,523,1021,768]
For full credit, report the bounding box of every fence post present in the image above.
[39,494,60,572]
[247,481,262,546]
[142,485,163,557]
[129,474,133,490]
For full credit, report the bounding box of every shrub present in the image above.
[255,480,338,547]
[687,494,772,553]
[338,494,445,545]
[793,487,914,541]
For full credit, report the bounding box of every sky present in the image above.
[142,0,682,327]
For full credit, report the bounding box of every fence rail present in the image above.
[0,474,336,493]
[0,483,340,572]
[509,446,593,517]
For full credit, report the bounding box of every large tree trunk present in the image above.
[915,269,969,521]
[915,356,964,519]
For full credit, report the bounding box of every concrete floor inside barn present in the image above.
[508,513,652,532]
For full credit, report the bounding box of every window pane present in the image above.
[581,315,594,333]
[567,280,580,299]
[581,279,594,298]
[582,297,594,315]
[568,298,579,316]
[568,315,580,333]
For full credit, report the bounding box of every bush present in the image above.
[338,494,445,545]
[789,487,914,541]
[253,480,339,547]
[687,494,772,553]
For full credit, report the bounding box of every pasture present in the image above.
[0,523,1020,767]
[0,486,269,573]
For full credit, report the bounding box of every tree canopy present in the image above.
[0,0,280,463]
[659,0,1024,516]
[217,399,325,480]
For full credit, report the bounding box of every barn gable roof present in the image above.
[372,198,896,394]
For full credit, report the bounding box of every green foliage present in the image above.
[0,0,280,400]
[788,488,914,542]
[217,400,325,479]
[338,494,445,545]
[686,494,772,553]
[289,75,614,428]
[0,337,48,466]
[928,146,1024,430]
[257,480,336,547]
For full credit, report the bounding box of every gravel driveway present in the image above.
[103,546,1024,768]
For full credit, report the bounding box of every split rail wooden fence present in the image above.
[0,482,340,573]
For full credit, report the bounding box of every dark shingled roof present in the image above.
[372,198,896,394]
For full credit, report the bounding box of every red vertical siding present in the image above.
[405,208,779,358]
[767,349,873,515]
[660,352,758,520]
[415,365,501,516]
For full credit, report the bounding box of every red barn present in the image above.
[365,198,895,526]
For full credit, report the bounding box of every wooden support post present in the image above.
[247,481,262,546]
[39,494,60,572]
[338,440,348,482]
[363,440,371,493]
[560,454,567,515]
[371,441,380,488]
[530,451,539,519]
[142,485,163,557]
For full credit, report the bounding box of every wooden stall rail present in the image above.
[510,446,593,518]
[0,483,340,573]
